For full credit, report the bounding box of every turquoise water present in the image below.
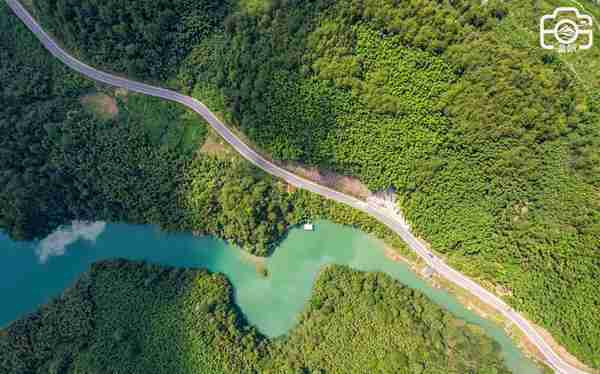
[0,221,541,373]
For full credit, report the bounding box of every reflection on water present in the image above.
[36,221,107,263]
[0,221,541,373]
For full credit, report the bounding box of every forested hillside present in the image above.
[0,2,296,255]
[266,265,515,373]
[0,260,515,373]
[33,0,231,79]
[3,0,600,368]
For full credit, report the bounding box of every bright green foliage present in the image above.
[178,157,294,256]
[0,4,518,372]
[71,261,264,373]
[122,94,207,154]
[3,0,600,367]
[0,3,296,255]
[267,265,512,374]
[1,0,404,256]
[174,0,600,366]
[0,261,513,374]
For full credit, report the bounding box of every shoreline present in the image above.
[381,240,595,373]
[193,221,594,373]
[382,243,551,370]
[6,0,591,370]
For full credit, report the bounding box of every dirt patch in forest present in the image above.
[81,93,118,119]
[200,142,229,156]
[199,131,233,157]
[283,162,371,199]
[286,184,297,193]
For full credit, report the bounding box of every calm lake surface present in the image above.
[0,220,541,373]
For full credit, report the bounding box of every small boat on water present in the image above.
[303,223,314,231]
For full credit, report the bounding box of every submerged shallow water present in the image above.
[0,220,541,373]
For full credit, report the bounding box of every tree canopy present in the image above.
[2,0,599,367]
[0,260,515,374]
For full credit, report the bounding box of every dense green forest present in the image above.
[266,265,516,373]
[1,1,297,255]
[0,0,411,257]
[33,0,232,79]
[2,0,600,368]
[0,260,515,373]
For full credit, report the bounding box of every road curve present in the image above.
[5,1,587,372]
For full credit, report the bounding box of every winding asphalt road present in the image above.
[5,0,588,372]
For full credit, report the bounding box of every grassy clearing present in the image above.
[121,94,207,154]
[199,129,235,158]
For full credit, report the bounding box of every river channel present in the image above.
[0,220,541,373]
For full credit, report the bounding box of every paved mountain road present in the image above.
[5,0,588,373]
